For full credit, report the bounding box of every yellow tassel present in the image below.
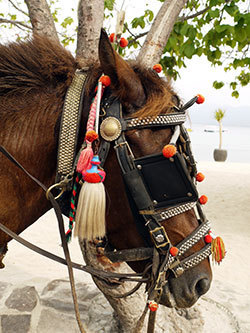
[211,236,226,264]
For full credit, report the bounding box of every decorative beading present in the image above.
[126,113,186,129]
[56,71,87,180]
[177,220,211,256]
[156,202,196,222]
[181,245,211,270]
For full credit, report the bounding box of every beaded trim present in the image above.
[56,71,87,181]
[155,202,197,222]
[126,113,186,129]
[177,220,211,256]
[175,245,211,273]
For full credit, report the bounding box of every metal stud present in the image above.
[137,164,142,170]
[155,234,164,243]
[175,266,184,277]
[100,117,122,141]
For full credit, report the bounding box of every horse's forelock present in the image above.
[131,65,180,118]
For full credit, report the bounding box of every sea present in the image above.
[186,124,250,163]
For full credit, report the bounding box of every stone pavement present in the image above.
[0,279,120,333]
[0,278,238,333]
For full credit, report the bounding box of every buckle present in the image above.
[150,226,170,250]
[46,172,73,200]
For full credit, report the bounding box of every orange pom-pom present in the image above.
[204,234,212,243]
[196,94,205,104]
[162,144,177,158]
[119,37,128,48]
[99,75,111,87]
[169,246,179,257]
[196,172,205,182]
[148,301,158,312]
[199,195,208,205]
[109,33,116,43]
[85,130,98,142]
[153,64,162,73]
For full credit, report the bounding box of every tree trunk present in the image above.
[76,0,105,67]
[79,241,148,333]
[24,0,59,41]
[137,0,188,68]
[219,120,222,149]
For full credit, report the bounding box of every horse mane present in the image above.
[0,35,78,97]
[0,35,179,119]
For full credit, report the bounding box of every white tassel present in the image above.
[74,156,106,241]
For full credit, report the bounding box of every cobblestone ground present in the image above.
[0,278,239,333]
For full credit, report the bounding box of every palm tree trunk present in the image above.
[219,120,222,149]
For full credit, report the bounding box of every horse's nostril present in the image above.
[195,278,210,296]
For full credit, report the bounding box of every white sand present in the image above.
[1,161,250,332]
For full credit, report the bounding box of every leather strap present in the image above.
[0,145,150,278]
[0,145,86,333]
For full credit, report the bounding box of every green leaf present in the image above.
[208,9,220,19]
[145,9,154,22]
[184,43,195,58]
[231,91,239,98]
[224,4,239,17]
[234,25,247,43]
[104,0,115,11]
[180,23,189,36]
[230,82,237,90]
[187,27,196,40]
[61,17,73,28]
[213,81,224,89]
[131,17,145,29]
[214,24,230,33]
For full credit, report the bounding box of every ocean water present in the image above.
[187,124,250,163]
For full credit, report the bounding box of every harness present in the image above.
[0,71,224,333]
[52,71,213,330]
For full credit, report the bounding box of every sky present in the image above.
[1,0,249,123]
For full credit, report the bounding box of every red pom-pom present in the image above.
[196,94,205,104]
[85,130,98,142]
[109,33,116,43]
[99,75,111,87]
[148,301,158,312]
[162,144,177,158]
[119,37,128,48]
[196,172,205,182]
[83,173,102,183]
[153,64,162,73]
[204,234,212,243]
[199,195,208,205]
[169,246,179,257]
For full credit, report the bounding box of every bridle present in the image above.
[0,70,212,333]
[94,90,211,304]
[53,70,212,321]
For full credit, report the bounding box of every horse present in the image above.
[0,29,212,313]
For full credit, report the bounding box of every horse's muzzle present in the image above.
[160,271,211,308]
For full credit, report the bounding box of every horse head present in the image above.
[91,29,212,308]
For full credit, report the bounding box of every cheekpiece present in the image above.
[100,116,122,141]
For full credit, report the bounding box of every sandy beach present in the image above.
[0,161,250,332]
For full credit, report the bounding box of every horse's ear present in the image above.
[98,29,145,107]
